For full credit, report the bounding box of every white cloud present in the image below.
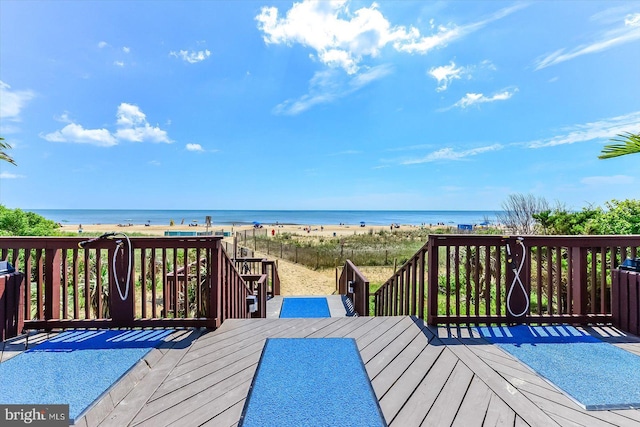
[451,89,517,109]
[115,103,171,143]
[0,172,25,179]
[428,60,495,91]
[41,123,118,147]
[581,175,635,186]
[42,103,172,146]
[0,81,35,121]
[429,61,464,91]
[98,41,108,48]
[534,12,640,70]
[186,143,204,152]
[527,111,640,148]
[114,125,170,143]
[626,13,640,27]
[116,103,147,127]
[170,49,211,64]
[256,1,525,74]
[123,46,131,53]
[403,144,503,164]
[274,64,393,115]
[114,61,125,67]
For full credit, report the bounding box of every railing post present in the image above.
[44,248,61,322]
[109,245,135,327]
[505,238,529,323]
[427,240,438,324]
[571,246,588,315]
[210,241,222,328]
[418,247,426,320]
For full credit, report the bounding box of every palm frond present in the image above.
[599,132,640,159]
[0,137,17,166]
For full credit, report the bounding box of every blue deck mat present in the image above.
[0,329,172,422]
[279,297,330,318]
[477,325,640,410]
[240,338,385,427]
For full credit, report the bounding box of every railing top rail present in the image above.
[428,234,640,247]
[344,259,369,282]
[0,236,224,250]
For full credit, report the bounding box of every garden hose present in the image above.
[506,237,529,318]
[110,233,132,302]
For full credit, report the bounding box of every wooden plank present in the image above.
[199,400,244,427]
[422,361,474,427]
[377,336,445,421]
[364,319,423,378]
[132,367,254,426]
[97,331,200,427]
[359,316,418,363]
[438,335,560,426]
[482,394,516,427]
[371,328,430,398]
[452,376,493,427]
[521,390,618,427]
[154,319,331,400]
[387,348,458,426]
[320,316,377,338]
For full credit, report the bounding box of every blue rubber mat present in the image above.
[240,338,385,427]
[477,325,640,410]
[0,329,172,422]
[279,297,330,318]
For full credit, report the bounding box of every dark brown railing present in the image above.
[0,236,264,331]
[337,260,369,316]
[374,235,640,325]
[234,257,281,297]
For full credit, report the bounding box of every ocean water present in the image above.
[31,209,501,227]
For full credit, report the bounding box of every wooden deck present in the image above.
[71,317,640,427]
[26,317,640,426]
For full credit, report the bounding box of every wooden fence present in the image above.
[374,235,640,325]
[0,235,266,332]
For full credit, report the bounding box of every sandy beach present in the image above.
[60,222,427,238]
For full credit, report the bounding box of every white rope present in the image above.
[506,238,529,318]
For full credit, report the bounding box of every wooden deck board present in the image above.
[87,316,640,427]
[389,348,459,426]
[422,360,474,427]
[452,376,494,427]
[482,394,517,427]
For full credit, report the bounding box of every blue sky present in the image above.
[1,0,638,211]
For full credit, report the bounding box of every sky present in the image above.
[0,0,639,211]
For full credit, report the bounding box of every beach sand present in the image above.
[60,222,430,238]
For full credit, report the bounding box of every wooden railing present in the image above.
[337,260,369,316]
[374,235,640,325]
[234,257,281,297]
[0,235,260,331]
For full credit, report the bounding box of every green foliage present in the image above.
[599,132,640,159]
[592,199,640,235]
[530,199,640,235]
[0,205,60,236]
[533,207,602,235]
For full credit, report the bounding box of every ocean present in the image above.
[31,209,501,227]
